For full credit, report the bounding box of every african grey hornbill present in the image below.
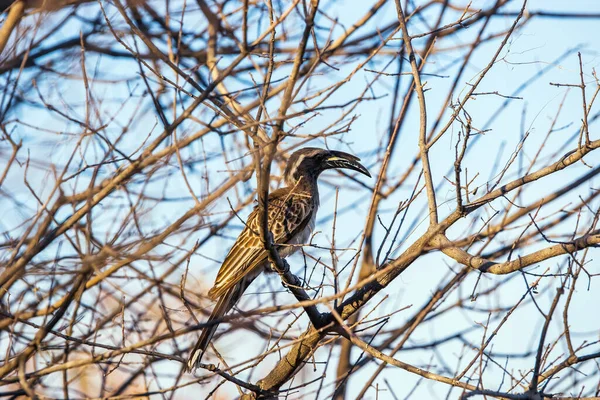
[187,147,370,371]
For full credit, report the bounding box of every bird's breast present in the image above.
[279,203,317,259]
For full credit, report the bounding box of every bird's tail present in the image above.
[186,285,238,371]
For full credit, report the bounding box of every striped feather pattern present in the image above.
[207,186,314,300]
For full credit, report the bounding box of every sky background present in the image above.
[186,1,600,397]
[2,0,600,398]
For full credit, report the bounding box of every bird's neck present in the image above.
[286,173,320,204]
[285,169,318,187]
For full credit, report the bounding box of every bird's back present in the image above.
[208,185,316,299]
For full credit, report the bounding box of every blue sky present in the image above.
[2,0,600,398]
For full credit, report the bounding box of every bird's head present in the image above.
[283,147,371,186]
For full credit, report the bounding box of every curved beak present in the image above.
[324,150,371,178]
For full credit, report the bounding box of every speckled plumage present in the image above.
[208,185,317,299]
[187,148,369,371]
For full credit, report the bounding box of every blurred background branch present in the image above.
[1,0,600,398]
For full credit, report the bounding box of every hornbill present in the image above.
[187,147,370,371]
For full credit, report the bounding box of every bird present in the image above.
[187,147,370,371]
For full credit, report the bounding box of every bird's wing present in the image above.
[207,187,313,300]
